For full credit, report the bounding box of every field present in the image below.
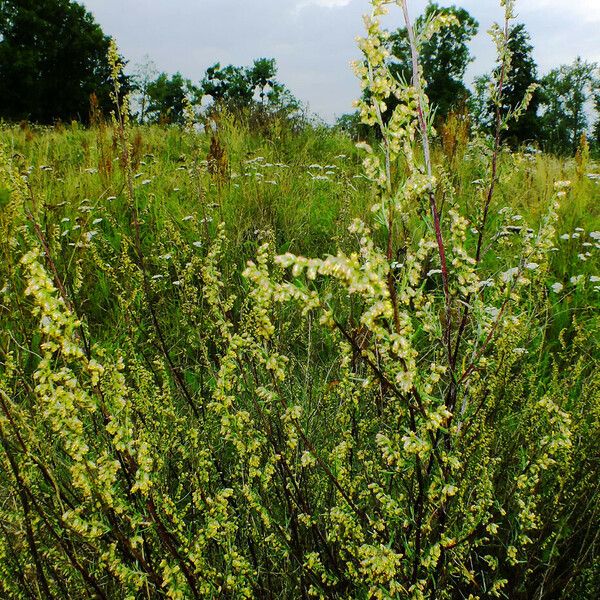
[0,112,599,598]
[0,7,600,596]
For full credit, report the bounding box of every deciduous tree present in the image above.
[0,0,121,123]
[388,3,478,121]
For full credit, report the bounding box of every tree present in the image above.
[248,58,277,104]
[499,24,541,145]
[539,58,597,154]
[592,77,600,152]
[201,63,254,107]
[470,23,541,147]
[131,55,158,124]
[0,0,120,123]
[388,3,478,121]
[145,72,196,125]
[200,58,298,113]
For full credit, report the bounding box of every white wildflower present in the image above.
[554,180,571,189]
[501,267,519,283]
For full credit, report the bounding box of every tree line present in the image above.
[1,0,599,155]
[0,0,300,126]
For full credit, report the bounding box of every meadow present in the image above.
[0,2,599,598]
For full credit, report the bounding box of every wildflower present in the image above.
[182,215,194,222]
[570,275,584,285]
[590,276,600,283]
[550,282,563,293]
[92,218,103,225]
[141,179,151,185]
[559,234,570,240]
[192,241,202,248]
[485,306,500,318]
[107,196,117,201]
[577,253,587,261]
[590,231,600,240]
[524,262,539,270]
[501,267,519,282]
[554,180,571,189]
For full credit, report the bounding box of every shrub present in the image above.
[0,2,598,598]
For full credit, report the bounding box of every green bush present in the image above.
[0,3,598,598]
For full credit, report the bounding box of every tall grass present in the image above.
[0,1,599,598]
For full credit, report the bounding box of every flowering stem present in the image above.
[400,0,452,362]
[451,9,511,374]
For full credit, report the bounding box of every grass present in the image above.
[0,113,599,598]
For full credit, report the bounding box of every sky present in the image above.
[80,0,600,122]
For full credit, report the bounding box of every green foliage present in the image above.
[539,58,598,154]
[594,80,600,151]
[472,23,541,147]
[0,1,599,598]
[388,3,478,121]
[145,72,197,125]
[0,0,122,123]
[201,58,299,114]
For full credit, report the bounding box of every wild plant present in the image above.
[0,0,597,598]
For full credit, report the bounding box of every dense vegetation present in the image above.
[0,0,599,598]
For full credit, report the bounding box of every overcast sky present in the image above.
[80,0,600,122]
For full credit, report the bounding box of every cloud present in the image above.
[296,0,353,10]
[520,0,600,23]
